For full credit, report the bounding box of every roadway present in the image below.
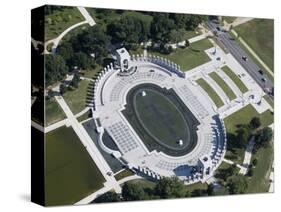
[207,20,274,97]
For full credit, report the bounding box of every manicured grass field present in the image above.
[264,95,274,109]
[185,182,208,192]
[134,89,190,149]
[196,78,224,108]
[45,7,84,41]
[246,143,273,193]
[234,19,274,72]
[209,71,236,101]
[123,84,199,156]
[80,65,101,79]
[223,104,274,164]
[122,179,156,189]
[63,80,90,114]
[45,126,105,206]
[114,169,135,181]
[224,104,274,135]
[45,97,66,126]
[149,39,213,71]
[221,66,248,93]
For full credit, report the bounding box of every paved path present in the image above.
[31,120,44,132]
[188,32,210,43]
[77,6,96,26]
[44,118,69,133]
[75,107,90,118]
[231,17,254,27]
[239,137,255,175]
[44,21,87,54]
[222,158,243,170]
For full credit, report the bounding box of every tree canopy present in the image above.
[227,175,248,194]
[255,127,273,147]
[122,182,148,201]
[154,177,190,198]
[93,191,121,203]
[107,14,151,49]
[249,117,261,129]
[45,54,68,86]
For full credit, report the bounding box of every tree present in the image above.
[247,168,253,177]
[249,117,261,130]
[154,177,190,199]
[213,187,229,196]
[185,39,190,48]
[255,127,273,147]
[252,158,258,166]
[215,164,237,181]
[169,14,207,31]
[72,52,92,70]
[93,192,121,203]
[74,25,110,65]
[236,127,250,147]
[107,14,151,49]
[45,54,69,86]
[167,29,185,43]
[56,41,74,66]
[59,83,66,95]
[70,73,80,88]
[122,182,148,201]
[227,176,248,194]
[150,13,175,42]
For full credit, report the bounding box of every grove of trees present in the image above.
[45,10,207,87]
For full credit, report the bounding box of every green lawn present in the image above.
[123,10,153,23]
[234,19,274,72]
[223,104,273,164]
[114,169,135,181]
[45,126,105,206]
[45,6,84,41]
[129,46,144,56]
[185,182,208,192]
[133,89,190,149]
[63,80,90,115]
[221,66,248,93]
[121,179,156,189]
[246,143,273,193]
[184,29,201,39]
[224,104,274,135]
[45,97,66,126]
[81,65,101,79]
[209,71,236,101]
[149,39,213,71]
[197,78,224,108]
[264,95,274,109]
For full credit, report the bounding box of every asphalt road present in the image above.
[207,20,274,97]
